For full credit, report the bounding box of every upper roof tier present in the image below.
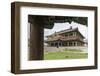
[46,26,85,39]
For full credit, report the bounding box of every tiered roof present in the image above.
[45,27,85,43]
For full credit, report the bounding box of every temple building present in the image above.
[45,27,85,47]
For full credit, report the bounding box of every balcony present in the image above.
[46,35,84,42]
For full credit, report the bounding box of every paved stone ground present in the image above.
[44,46,88,53]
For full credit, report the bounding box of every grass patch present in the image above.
[44,49,88,60]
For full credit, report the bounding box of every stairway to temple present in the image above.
[44,46,87,53]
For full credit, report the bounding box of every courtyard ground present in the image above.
[44,46,88,60]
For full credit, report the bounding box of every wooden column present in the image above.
[58,42,59,48]
[29,16,44,60]
[49,42,51,46]
[75,41,77,46]
[67,42,69,46]
[72,42,74,46]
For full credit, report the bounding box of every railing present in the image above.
[46,36,84,42]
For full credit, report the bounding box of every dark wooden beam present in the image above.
[29,15,87,29]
